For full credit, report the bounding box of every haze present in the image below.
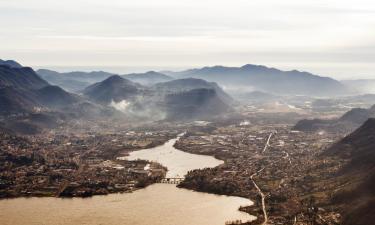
[1,0,375,79]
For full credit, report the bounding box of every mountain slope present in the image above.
[323,119,375,225]
[0,65,49,90]
[0,87,40,115]
[0,59,23,68]
[293,105,375,132]
[36,85,79,107]
[167,64,349,96]
[0,64,79,115]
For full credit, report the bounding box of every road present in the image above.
[250,167,268,225]
[262,132,274,153]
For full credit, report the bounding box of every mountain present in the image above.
[0,64,79,116]
[122,71,173,86]
[153,78,233,120]
[163,88,231,120]
[37,69,172,92]
[0,87,40,115]
[323,119,375,225]
[338,106,375,124]
[37,69,115,92]
[0,65,49,90]
[293,105,375,132]
[166,64,349,96]
[153,78,233,104]
[0,59,23,68]
[83,75,142,104]
[0,62,126,134]
[35,85,78,107]
[325,118,375,166]
[0,65,48,115]
[0,112,66,135]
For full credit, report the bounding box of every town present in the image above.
[0,121,181,198]
[0,111,352,224]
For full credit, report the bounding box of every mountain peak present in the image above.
[0,59,23,68]
[104,75,125,83]
[83,75,140,103]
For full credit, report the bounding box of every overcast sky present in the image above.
[1,0,375,79]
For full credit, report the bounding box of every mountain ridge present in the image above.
[166,64,349,96]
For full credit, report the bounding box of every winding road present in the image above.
[250,167,268,225]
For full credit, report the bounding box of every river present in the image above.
[0,135,256,225]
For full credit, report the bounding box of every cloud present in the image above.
[109,100,130,112]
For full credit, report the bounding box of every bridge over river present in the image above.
[158,177,185,184]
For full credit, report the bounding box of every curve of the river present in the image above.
[0,134,256,225]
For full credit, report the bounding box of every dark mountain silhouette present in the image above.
[164,88,231,120]
[323,119,375,225]
[35,85,78,107]
[0,64,79,116]
[83,75,141,104]
[37,69,115,92]
[153,78,233,104]
[0,87,40,115]
[0,65,49,90]
[122,71,173,86]
[0,59,23,68]
[0,113,64,135]
[166,64,349,96]
[293,105,375,132]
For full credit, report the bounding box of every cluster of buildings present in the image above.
[0,129,172,198]
[176,121,345,225]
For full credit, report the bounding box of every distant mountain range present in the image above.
[0,59,235,126]
[37,63,355,97]
[323,118,375,225]
[293,105,375,132]
[3,59,370,132]
[165,64,350,96]
[37,69,115,92]
[37,69,174,92]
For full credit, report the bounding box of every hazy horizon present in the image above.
[31,64,372,80]
[1,0,375,79]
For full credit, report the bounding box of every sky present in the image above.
[1,0,375,79]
